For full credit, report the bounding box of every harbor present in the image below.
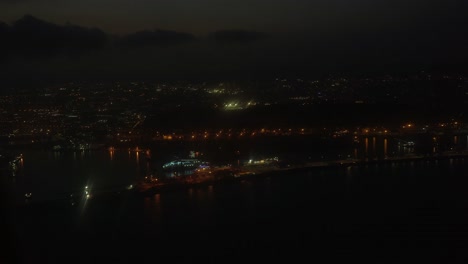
[4,131,468,207]
[134,150,468,196]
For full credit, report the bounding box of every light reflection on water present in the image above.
[5,133,468,206]
[7,154,468,263]
[8,150,148,205]
[384,138,388,157]
[365,137,369,156]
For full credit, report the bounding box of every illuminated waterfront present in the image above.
[2,132,468,263]
[4,151,468,263]
[2,131,468,205]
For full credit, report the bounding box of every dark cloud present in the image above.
[210,30,268,43]
[0,12,467,82]
[0,0,27,2]
[117,30,196,48]
[0,21,10,58]
[0,21,8,34]
[0,15,108,58]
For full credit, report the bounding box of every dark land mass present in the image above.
[144,103,466,130]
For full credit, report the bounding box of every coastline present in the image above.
[135,151,468,196]
[7,150,468,209]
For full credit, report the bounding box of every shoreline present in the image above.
[7,151,468,209]
[135,151,468,196]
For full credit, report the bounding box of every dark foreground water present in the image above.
[2,156,468,264]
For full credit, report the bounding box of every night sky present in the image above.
[1,0,467,81]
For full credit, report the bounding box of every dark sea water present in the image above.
[2,139,468,263]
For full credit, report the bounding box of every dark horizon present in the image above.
[1,7,468,83]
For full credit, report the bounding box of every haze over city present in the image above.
[1,0,467,82]
[1,1,468,264]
